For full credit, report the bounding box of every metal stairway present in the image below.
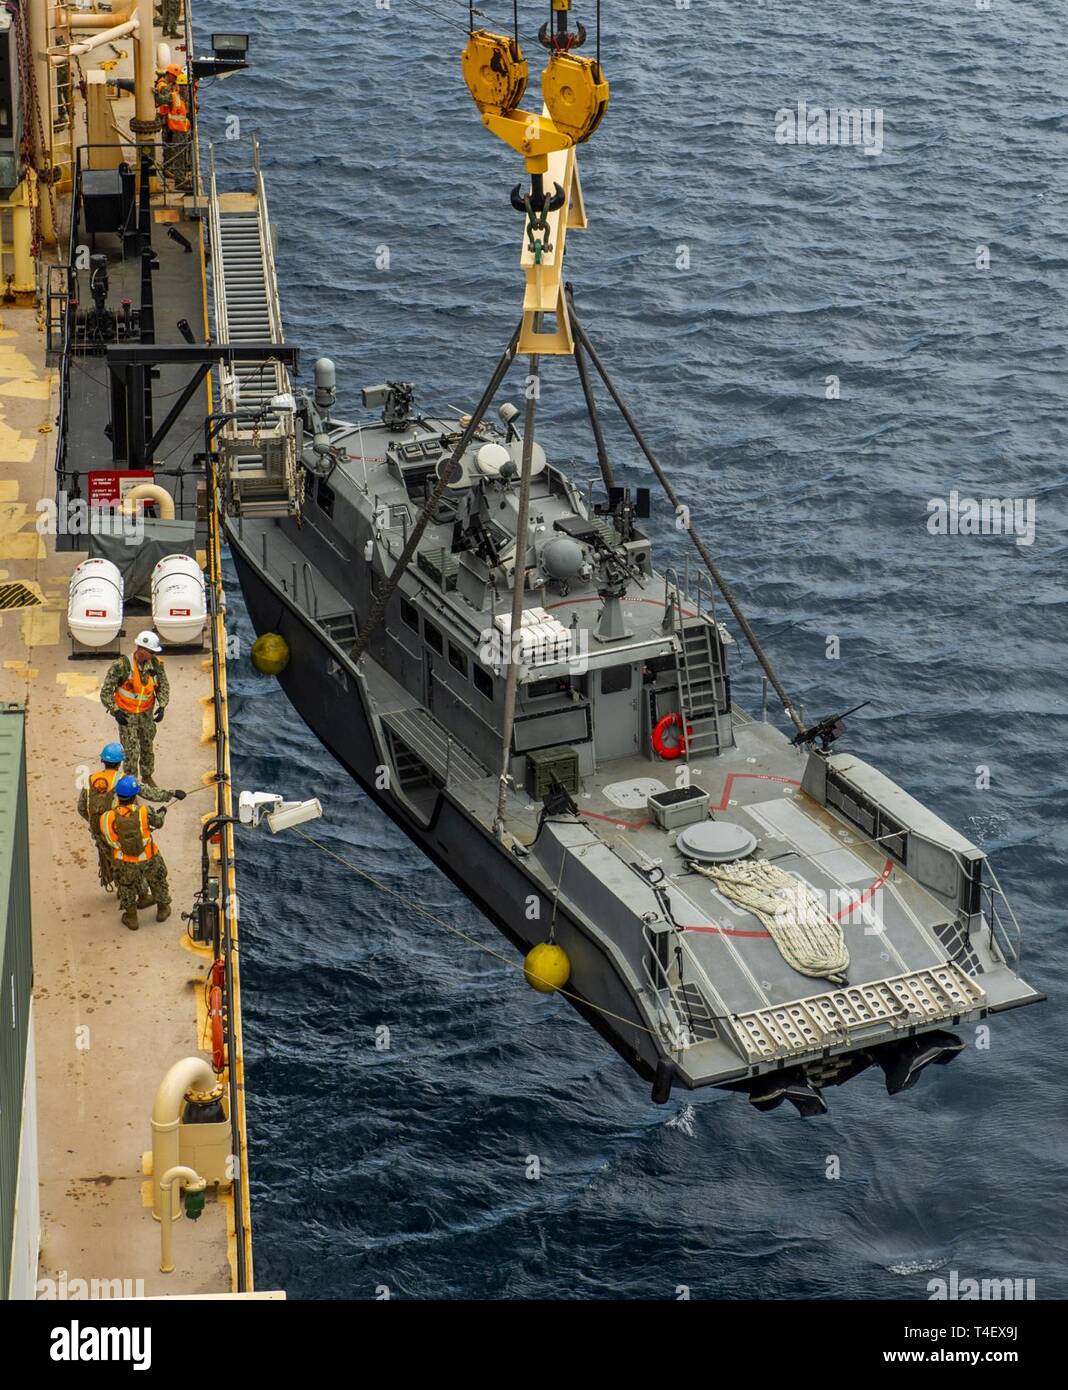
[208,139,301,516]
[676,618,730,758]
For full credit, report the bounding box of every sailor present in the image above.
[167,74,192,188]
[100,631,170,784]
[77,742,185,890]
[161,0,182,40]
[98,777,172,931]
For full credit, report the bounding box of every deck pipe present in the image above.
[151,1056,217,1220]
[158,1167,207,1272]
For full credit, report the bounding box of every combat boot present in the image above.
[156,903,171,922]
[136,893,155,909]
[122,909,139,931]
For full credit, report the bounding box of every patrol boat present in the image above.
[212,10,1041,1114]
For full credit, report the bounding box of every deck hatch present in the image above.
[0,583,41,612]
[732,963,985,1063]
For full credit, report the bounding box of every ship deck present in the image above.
[0,15,254,1298]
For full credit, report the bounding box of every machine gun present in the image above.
[790,700,870,751]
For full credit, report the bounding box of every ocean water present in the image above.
[199,1,1068,1299]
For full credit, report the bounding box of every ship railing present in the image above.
[663,563,717,629]
[640,922,699,1051]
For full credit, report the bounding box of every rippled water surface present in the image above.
[198,1,1067,1298]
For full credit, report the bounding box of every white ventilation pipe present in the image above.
[61,18,138,59]
[151,1056,217,1220]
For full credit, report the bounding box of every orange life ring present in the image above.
[652,711,692,760]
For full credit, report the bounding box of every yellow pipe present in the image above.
[158,1167,207,1273]
[134,0,157,135]
[151,1056,216,1219]
[27,1,57,246]
[62,18,138,59]
[57,7,134,27]
[121,483,176,520]
[8,181,36,296]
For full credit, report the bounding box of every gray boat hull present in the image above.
[226,525,670,1089]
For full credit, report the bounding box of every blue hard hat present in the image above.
[101,742,125,766]
[115,775,140,799]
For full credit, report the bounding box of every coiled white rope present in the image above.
[692,859,850,985]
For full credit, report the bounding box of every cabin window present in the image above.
[448,643,468,678]
[401,598,419,632]
[424,622,443,655]
[316,478,335,518]
[527,675,570,700]
[600,665,633,695]
[473,664,494,700]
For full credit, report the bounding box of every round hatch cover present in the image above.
[676,820,757,863]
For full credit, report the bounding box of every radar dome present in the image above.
[541,536,585,581]
[476,443,511,477]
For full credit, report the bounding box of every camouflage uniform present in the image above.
[77,772,173,890]
[100,653,170,784]
[99,804,171,924]
[161,0,182,38]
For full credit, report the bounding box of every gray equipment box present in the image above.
[647,784,710,831]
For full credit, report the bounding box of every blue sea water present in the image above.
[198,1,1067,1299]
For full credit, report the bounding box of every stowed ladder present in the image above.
[666,568,733,759]
[208,138,301,516]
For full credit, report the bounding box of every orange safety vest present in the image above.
[155,78,172,117]
[85,768,120,821]
[113,658,157,714]
[167,93,190,133]
[99,805,157,863]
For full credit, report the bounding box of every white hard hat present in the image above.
[135,630,163,653]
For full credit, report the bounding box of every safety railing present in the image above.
[663,562,717,629]
[640,922,698,1052]
[981,859,1024,964]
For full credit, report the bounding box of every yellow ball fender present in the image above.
[250,632,290,676]
[524,941,571,994]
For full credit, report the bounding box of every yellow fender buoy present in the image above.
[250,632,290,676]
[524,941,571,994]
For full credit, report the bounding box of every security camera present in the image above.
[238,790,283,827]
[265,798,323,834]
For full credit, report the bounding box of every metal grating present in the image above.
[733,963,986,1063]
[0,583,41,612]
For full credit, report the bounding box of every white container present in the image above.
[151,553,206,644]
[68,557,123,647]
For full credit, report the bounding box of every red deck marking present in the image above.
[579,809,650,829]
[832,858,894,919]
[543,596,698,619]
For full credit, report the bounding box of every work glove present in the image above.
[172,789,187,800]
[113,710,128,727]
[154,707,165,723]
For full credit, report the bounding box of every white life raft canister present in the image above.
[67,557,123,647]
[151,553,207,644]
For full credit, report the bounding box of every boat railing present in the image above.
[980,860,1024,964]
[640,921,698,1051]
[663,562,717,629]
